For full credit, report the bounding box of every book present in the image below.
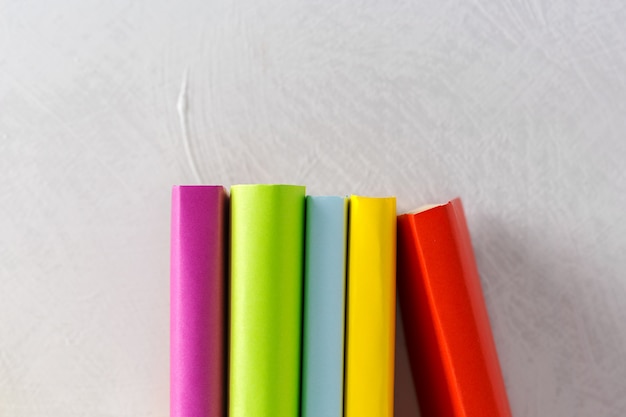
[229,184,305,417]
[396,198,512,417]
[170,185,227,417]
[301,196,348,417]
[344,195,396,417]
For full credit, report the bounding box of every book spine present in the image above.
[344,196,396,417]
[301,196,348,417]
[396,198,512,417]
[170,185,227,417]
[229,184,305,417]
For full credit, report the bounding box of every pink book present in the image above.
[170,186,227,417]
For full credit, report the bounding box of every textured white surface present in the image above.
[2,1,626,415]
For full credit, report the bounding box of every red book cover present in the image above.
[397,198,512,417]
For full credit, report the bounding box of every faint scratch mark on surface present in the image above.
[177,68,202,183]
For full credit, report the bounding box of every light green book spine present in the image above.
[229,184,305,417]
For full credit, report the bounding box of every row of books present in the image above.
[170,184,512,417]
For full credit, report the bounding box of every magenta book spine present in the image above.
[170,185,227,417]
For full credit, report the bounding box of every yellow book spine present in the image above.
[345,196,396,417]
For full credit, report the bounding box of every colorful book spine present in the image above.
[344,195,396,417]
[229,184,305,417]
[396,198,512,417]
[301,196,348,417]
[170,185,227,417]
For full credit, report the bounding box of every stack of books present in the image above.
[170,184,512,417]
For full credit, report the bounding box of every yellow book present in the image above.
[345,195,396,417]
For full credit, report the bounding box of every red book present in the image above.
[397,198,512,417]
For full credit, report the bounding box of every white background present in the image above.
[2,1,626,416]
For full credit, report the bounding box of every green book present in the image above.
[229,184,306,417]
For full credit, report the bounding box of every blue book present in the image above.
[301,196,348,417]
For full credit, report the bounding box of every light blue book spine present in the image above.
[302,196,348,417]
